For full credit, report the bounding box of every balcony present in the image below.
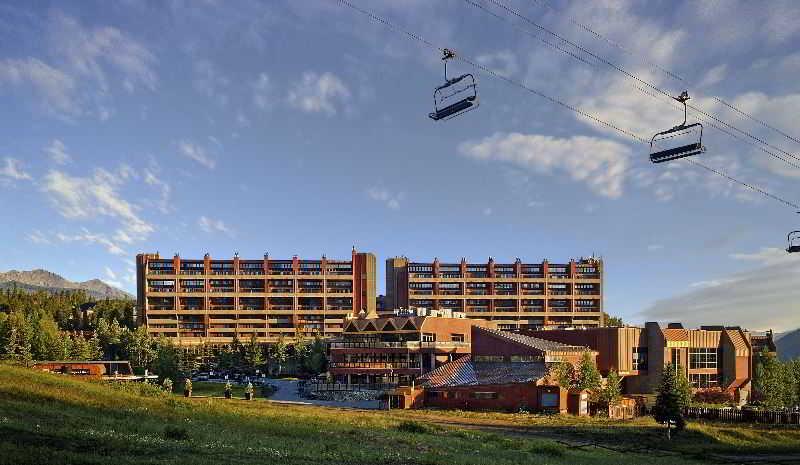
[549,274,570,279]
[410,290,433,295]
[299,288,324,294]
[327,288,352,294]
[495,290,516,295]
[209,287,235,293]
[148,305,174,311]
[270,288,293,293]
[148,269,175,275]
[148,287,175,293]
[495,273,516,278]
[329,362,420,369]
[548,291,570,296]
[270,305,293,311]
[180,288,205,293]
[466,290,489,295]
[440,273,462,278]
[439,290,462,295]
[209,305,235,310]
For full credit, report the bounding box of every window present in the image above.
[473,355,504,362]
[510,355,541,363]
[689,348,718,369]
[632,347,648,370]
[689,373,719,389]
[471,392,499,399]
[541,392,559,407]
[421,333,435,342]
[450,333,465,342]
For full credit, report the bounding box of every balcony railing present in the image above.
[210,288,235,293]
[148,305,174,310]
[148,288,175,293]
[327,289,352,294]
[270,305,293,310]
[466,290,489,295]
[329,362,420,369]
[330,341,469,349]
[148,270,175,275]
[326,305,351,311]
[181,288,205,293]
[179,270,203,275]
[299,288,323,293]
[409,290,433,295]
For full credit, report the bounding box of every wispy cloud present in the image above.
[252,72,272,110]
[178,141,216,169]
[26,230,51,245]
[0,58,77,117]
[198,215,233,236]
[366,187,404,210]
[41,167,154,246]
[475,50,518,78]
[56,229,127,256]
[287,71,351,115]
[45,139,71,165]
[0,157,33,181]
[459,132,631,199]
[143,169,172,213]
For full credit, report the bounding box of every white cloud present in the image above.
[640,254,800,331]
[0,157,32,181]
[0,58,78,116]
[475,50,518,78]
[45,139,71,165]
[56,229,127,256]
[143,169,172,213]
[253,72,272,110]
[104,266,117,280]
[287,71,351,115]
[178,141,216,169]
[26,230,51,245]
[366,187,403,210]
[697,64,727,88]
[198,215,233,236]
[193,59,229,105]
[730,247,792,266]
[647,244,664,251]
[41,168,154,245]
[483,207,493,216]
[48,11,157,93]
[459,132,631,198]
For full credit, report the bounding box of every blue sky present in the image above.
[2,0,800,331]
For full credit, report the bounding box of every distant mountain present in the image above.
[0,269,133,300]
[776,328,800,361]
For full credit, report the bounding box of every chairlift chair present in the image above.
[650,91,706,163]
[429,49,479,121]
[788,231,800,253]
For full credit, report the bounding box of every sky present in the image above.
[1,0,799,331]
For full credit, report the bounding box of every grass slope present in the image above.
[0,365,796,464]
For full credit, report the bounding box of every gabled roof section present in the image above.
[362,321,379,332]
[381,320,397,331]
[343,320,359,333]
[401,319,419,331]
[663,328,689,342]
[418,356,549,387]
[477,327,588,352]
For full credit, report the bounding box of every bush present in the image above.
[396,420,432,434]
[693,389,733,406]
[163,425,189,441]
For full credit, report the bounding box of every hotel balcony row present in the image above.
[144,255,354,277]
[407,298,600,312]
[145,279,353,295]
[407,284,600,297]
[145,296,354,312]
[404,259,601,280]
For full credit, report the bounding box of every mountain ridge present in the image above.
[0,269,133,300]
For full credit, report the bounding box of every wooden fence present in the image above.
[683,407,800,425]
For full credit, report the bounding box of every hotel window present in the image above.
[632,347,648,370]
[471,392,499,399]
[689,373,719,389]
[509,355,541,363]
[689,348,718,369]
[421,333,435,342]
[473,355,504,362]
[450,334,465,342]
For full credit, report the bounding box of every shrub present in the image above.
[396,420,431,434]
[693,389,733,406]
[161,378,173,393]
[163,425,189,441]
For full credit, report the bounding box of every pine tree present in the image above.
[653,362,686,436]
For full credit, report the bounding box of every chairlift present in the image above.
[650,91,705,163]
[429,49,479,121]
[788,231,800,253]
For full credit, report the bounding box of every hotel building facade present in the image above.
[136,250,376,344]
[385,256,604,330]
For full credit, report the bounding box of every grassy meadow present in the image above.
[1,364,798,465]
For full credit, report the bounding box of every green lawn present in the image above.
[0,364,796,465]
[181,381,264,399]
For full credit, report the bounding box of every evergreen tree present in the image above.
[574,352,602,391]
[305,334,328,375]
[754,348,791,409]
[653,362,687,435]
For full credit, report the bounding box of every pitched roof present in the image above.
[477,327,587,352]
[418,356,548,388]
[663,328,689,342]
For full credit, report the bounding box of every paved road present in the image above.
[266,378,381,410]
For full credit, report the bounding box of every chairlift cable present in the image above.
[530,0,685,82]
[469,0,800,166]
[528,0,800,150]
[332,0,800,211]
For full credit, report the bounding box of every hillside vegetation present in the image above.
[0,364,714,465]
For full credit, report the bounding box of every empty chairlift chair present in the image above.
[650,91,706,163]
[788,231,800,253]
[429,49,479,121]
